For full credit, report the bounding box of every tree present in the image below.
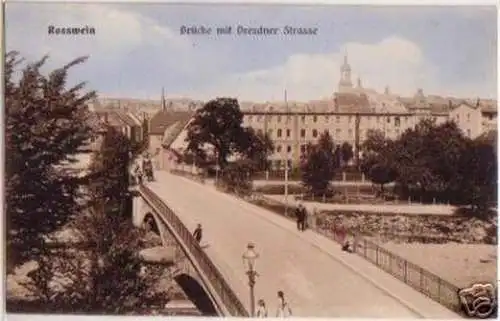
[85,125,138,218]
[340,142,354,165]
[5,51,96,268]
[457,139,497,214]
[300,131,337,196]
[10,127,170,314]
[368,163,397,194]
[360,129,397,192]
[184,98,245,169]
[236,127,274,172]
[184,97,273,172]
[392,119,468,201]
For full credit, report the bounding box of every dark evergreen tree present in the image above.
[5,51,96,268]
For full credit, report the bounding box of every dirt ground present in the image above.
[379,242,497,289]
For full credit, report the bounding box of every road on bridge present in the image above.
[147,172,460,318]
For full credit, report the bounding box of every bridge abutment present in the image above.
[131,186,218,315]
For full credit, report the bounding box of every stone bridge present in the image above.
[131,185,248,317]
[131,170,462,318]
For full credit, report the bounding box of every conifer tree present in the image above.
[5,51,96,268]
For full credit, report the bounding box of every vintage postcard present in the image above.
[4,1,498,319]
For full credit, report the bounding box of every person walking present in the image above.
[256,299,268,317]
[294,205,302,231]
[192,224,203,243]
[300,206,308,231]
[276,291,292,317]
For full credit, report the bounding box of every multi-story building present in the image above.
[239,55,497,170]
[89,97,148,146]
[99,56,497,172]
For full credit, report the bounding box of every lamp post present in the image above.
[284,89,290,217]
[242,242,259,317]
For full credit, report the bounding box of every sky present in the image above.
[5,2,498,101]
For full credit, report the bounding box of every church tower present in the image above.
[338,54,353,92]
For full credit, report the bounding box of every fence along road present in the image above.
[146,171,460,318]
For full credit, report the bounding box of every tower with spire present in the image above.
[338,53,353,93]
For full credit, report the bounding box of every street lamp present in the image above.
[242,242,259,317]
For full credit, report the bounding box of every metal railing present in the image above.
[138,184,249,317]
[251,197,464,315]
[351,238,461,312]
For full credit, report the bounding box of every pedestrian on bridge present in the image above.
[193,224,203,243]
[276,290,292,317]
[256,299,268,317]
[295,204,307,232]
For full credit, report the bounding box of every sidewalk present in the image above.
[264,194,457,216]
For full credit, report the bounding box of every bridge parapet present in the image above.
[134,184,249,317]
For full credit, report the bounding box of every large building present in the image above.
[97,56,497,172]
[239,55,497,170]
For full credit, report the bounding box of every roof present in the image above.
[115,111,142,127]
[477,130,498,145]
[149,110,195,135]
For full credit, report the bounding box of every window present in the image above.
[386,116,391,123]
[336,116,340,123]
[257,115,262,121]
[277,115,282,122]
[313,115,318,122]
[274,160,281,169]
[312,129,318,138]
[395,117,401,127]
[467,113,471,121]
[287,160,292,168]
[247,115,253,122]
[276,145,282,152]
[325,115,329,122]
[287,145,292,153]
[268,129,273,137]
[257,129,263,135]
[301,115,306,122]
[286,129,291,138]
[287,115,292,122]
[300,144,306,153]
[300,129,306,138]
[336,128,341,134]
[277,129,282,137]
[395,129,400,136]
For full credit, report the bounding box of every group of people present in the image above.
[132,154,155,184]
[256,291,293,317]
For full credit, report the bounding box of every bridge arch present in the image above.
[174,273,218,316]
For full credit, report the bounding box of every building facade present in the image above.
[240,55,497,170]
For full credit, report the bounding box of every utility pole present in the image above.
[284,89,289,216]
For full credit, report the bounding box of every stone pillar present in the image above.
[132,195,145,228]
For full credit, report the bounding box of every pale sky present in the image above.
[5,3,497,101]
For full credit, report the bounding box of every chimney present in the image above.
[161,87,167,111]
